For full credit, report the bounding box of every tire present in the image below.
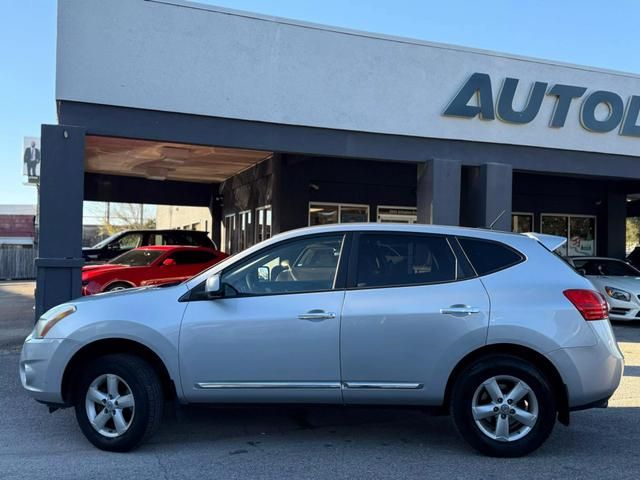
[73,354,164,452]
[450,355,556,457]
[104,282,132,292]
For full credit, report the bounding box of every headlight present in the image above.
[34,304,77,338]
[604,286,631,302]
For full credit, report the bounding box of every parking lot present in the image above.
[1,281,640,479]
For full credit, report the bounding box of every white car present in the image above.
[569,256,640,321]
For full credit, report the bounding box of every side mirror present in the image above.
[162,258,177,267]
[205,274,222,298]
[257,266,270,281]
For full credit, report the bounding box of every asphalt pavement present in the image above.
[0,282,34,348]
[1,281,640,479]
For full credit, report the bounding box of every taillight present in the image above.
[563,289,609,321]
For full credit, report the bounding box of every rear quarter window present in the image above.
[457,237,524,276]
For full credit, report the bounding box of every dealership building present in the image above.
[37,0,640,315]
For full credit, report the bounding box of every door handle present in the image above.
[440,304,480,316]
[298,310,336,321]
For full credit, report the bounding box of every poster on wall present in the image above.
[567,217,596,256]
[22,136,41,184]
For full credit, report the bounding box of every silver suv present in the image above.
[20,224,623,457]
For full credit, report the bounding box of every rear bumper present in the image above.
[570,396,610,411]
[548,321,624,409]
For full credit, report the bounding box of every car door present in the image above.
[179,232,350,404]
[158,250,200,280]
[340,232,490,405]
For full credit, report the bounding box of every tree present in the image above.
[85,202,156,237]
[626,217,640,253]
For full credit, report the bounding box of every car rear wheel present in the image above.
[73,354,163,452]
[104,282,132,292]
[450,355,556,457]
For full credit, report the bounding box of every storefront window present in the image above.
[238,210,252,251]
[340,205,368,223]
[377,206,417,223]
[223,214,236,254]
[511,213,533,233]
[309,203,368,226]
[255,206,272,243]
[540,214,595,257]
[309,204,338,225]
[541,215,568,256]
[568,216,595,256]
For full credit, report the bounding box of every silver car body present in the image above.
[569,256,640,321]
[21,224,623,413]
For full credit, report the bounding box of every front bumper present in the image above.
[605,295,640,321]
[548,320,624,409]
[20,334,79,405]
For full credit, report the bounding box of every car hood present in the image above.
[586,275,640,293]
[82,264,130,277]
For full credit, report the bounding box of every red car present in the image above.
[82,246,227,295]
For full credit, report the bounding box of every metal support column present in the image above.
[416,158,461,225]
[461,163,513,231]
[35,125,86,319]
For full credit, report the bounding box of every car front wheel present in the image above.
[73,354,163,452]
[450,355,556,457]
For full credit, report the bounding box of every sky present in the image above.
[1,0,640,206]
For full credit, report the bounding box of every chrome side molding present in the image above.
[342,382,424,390]
[196,381,424,390]
[196,382,341,389]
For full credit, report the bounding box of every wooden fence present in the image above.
[0,247,37,280]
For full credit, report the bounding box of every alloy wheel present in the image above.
[471,375,539,442]
[85,373,136,438]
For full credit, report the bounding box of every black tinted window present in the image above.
[170,250,216,265]
[164,232,212,247]
[458,237,523,275]
[356,234,457,288]
[573,259,640,277]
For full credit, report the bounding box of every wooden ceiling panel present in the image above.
[84,136,272,183]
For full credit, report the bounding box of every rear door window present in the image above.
[457,237,524,276]
[354,233,457,288]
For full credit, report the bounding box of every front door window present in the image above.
[221,234,345,296]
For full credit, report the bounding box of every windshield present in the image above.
[573,258,640,277]
[109,249,163,267]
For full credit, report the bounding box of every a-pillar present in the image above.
[416,158,461,225]
[35,125,85,319]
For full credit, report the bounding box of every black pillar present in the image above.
[209,186,223,251]
[416,158,461,225]
[270,154,287,235]
[35,125,85,319]
[461,163,513,231]
[606,190,626,259]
